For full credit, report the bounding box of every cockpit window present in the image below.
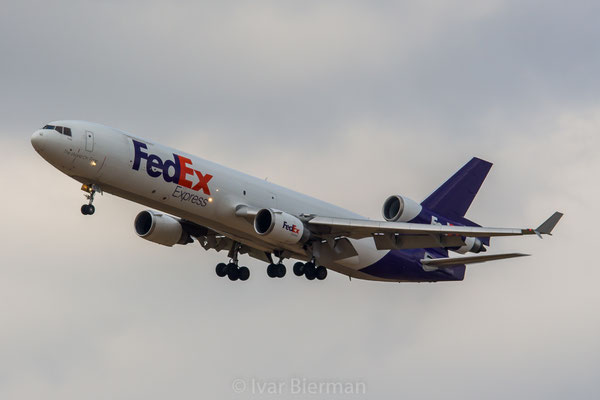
[42,124,72,137]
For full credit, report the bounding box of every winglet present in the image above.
[535,212,564,236]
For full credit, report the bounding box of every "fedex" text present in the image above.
[282,221,300,235]
[132,140,213,195]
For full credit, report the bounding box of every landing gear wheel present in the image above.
[216,263,228,277]
[304,262,316,280]
[303,262,316,278]
[266,263,278,278]
[227,265,240,281]
[226,263,237,273]
[316,266,328,280]
[293,262,305,276]
[80,184,100,215]
[276,264,286,278]
[238,266,250,281]
[81,204,96,215]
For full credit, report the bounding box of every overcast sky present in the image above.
[1,1,599,399]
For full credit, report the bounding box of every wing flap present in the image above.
[373,233,465,250]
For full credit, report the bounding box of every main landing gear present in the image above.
[213,242,327,282]
[216,262,250,281]
[293,261,327,281]
[80,184,100,215]
[215,242,250,281]
[266,262,286,278]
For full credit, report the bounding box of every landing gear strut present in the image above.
[215,242,250,281]
[80,184,100,215]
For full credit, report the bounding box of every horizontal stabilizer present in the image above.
[535,212,564,235]
[421,253,529,268]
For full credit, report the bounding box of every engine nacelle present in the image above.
[382,195,422,222]
[254,209,310,245]
[454,237,485,254]
[134,210,190,247]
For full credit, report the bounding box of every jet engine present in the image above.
[382,195,423,222]
[134,210,191,246]
[254,209,310,245]
[454,237,485,254]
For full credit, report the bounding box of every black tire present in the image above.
[316,266,328,280]
[216,263,227,277]
[305,268,316,280]
[304,262,316,275]
[293,262,305,276]
[266,263,277,278]
[88,205,95,215]
[227,265,239,281]
[276,264,286,278]
[238,266,250,281]
[81,205,89,215]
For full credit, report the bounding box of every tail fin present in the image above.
[421,157,492,220]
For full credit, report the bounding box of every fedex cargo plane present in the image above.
[31,121,563,283]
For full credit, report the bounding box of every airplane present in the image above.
[31,120,563,283]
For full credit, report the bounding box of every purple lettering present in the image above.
[132,140,148,170]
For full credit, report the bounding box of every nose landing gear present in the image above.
[80,184,101,215]
[81,204,95,215]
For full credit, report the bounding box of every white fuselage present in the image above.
[31,121,390,280]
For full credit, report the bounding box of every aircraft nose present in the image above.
[31,130,45,152]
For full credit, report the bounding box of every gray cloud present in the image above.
[1,1,599,399]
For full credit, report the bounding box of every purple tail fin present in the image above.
[421,157,492,220]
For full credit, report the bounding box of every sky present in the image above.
[1,0,599,399]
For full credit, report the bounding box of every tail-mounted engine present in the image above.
[454,237,485,254]
[382,195,423,222]
[254,209,311,245]
[381,195,486,254]
[134,210,192,246]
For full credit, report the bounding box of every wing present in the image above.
[306,212,563,250]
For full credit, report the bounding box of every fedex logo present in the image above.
[132,140,213,195]
[282,221,300,235]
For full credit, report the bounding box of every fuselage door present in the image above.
[85,131,94,152]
